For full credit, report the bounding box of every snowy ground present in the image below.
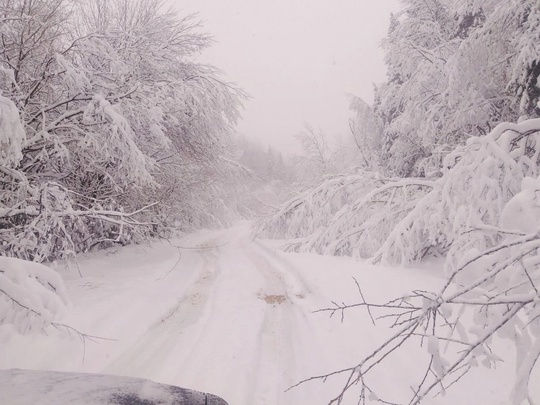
[0,222,521,404]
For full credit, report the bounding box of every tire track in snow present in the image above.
[103,240,224,380]
[241,238,360,405]
[102,227,329,404]
[240,240,310,404]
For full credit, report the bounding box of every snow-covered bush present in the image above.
[0,257,68,334]
[254,171,433,258]
[303,178,433,258]
[0,181,154,262]
[254,171,384,241]
[375,118,540,266]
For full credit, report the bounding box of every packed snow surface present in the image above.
[0,223,523,404]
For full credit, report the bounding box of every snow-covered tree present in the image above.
[374,0,540,178]
[254,172,377,241]
[0,0,246,260]
[254,169,434,258]
[375,118,540,267]
[258,2,540,402]
[294,124,336,184]
[347,96,384,171]
[375,0,457,177]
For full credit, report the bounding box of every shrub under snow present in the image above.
[375,118,540,267]
[0,257,68,334]
[254,170,434,258]
[254,171,383,241]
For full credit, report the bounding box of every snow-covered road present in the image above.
[0,222,519,404]
[102,227,314,404]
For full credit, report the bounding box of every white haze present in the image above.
[172,0,401,152]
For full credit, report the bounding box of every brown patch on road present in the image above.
[257,292,288,305]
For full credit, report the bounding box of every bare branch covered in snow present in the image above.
[254,171,434,259]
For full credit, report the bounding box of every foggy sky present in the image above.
[172,0,401,153]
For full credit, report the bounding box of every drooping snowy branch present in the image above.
[0,257,68,334]
[254,171,385,241]
[254,171,434,259]
[375,118,540,266]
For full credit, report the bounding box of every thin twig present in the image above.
[354,277,375,326]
